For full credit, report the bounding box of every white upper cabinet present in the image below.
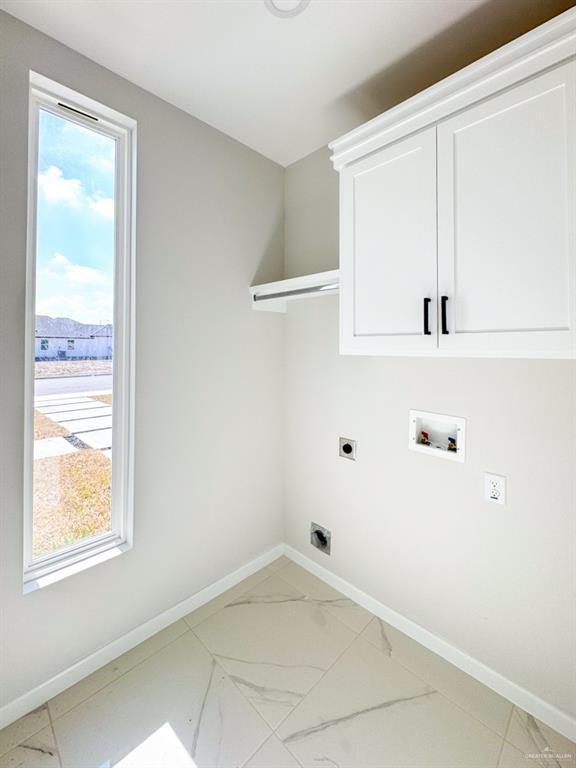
[437,63,576,356]
[331,9,576,358]
[340,128,437,354]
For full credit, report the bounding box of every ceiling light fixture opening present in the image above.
[264,0,311,19]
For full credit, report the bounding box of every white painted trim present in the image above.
[337,347,576,360]
[23,541,130,594]
[3,541,574,743]
[250,270,339,313]
[329,8,576,169]
[29,71,137,132]
[283,545,576,742]
[23,73,137,586]
[0,544,285,730]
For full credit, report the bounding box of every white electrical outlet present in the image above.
[484,473,506,505]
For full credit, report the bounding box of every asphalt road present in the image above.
[35,374,113,396]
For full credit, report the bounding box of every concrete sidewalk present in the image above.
[34,391,113,460]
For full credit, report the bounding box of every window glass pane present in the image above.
[33,109,116,559]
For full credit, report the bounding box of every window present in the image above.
[24,73,136,588]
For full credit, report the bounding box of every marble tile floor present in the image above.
[1,557,574,768]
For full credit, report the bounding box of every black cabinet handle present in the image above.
[441,296,449,334]
[423,298,431,335]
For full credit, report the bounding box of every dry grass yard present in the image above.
[35,359,113,378]
[93,394,112,405]
[34,410,70,439]
[33,450,112,557]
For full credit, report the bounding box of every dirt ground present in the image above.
[35,359,113,378]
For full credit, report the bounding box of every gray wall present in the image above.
[2,1,575,726]
[0,11,285,708]
[283,147,576,718]
[284,147,338,279]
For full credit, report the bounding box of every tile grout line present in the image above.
[183,565,297,761]
[269,565,458,744]
[210,656,274,768]
[0,558,276,746]
[0,707,49,761]
[273,630,507,768]
[498,706,576,761]
[237,733,272,768]
[280,558,523,745]
[240,728,305,768]
[45,699,63,768]
[181,565,275,633]
[189,630,277,765]
[48,623,192,726]
[503,705,518,744]
[495,705,516,767]
[4,557,545,764]
[272,562,515,752]
[271,565,453,743]
[188,564,356,755]
[186,566,307,724]
[269,617,361,741]
[273,567,372,637]
[40,565,283,762]
[360,616,514,745]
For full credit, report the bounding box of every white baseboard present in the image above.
[0,543,285,731]
[3,541,574,744]
[284,545,576,743]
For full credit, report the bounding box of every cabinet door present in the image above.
[437,62,576,357]
[340,128,438,354]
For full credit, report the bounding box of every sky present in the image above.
[35,109,116,326]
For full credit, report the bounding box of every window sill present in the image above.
[24,540,131,594]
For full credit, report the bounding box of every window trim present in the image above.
[23,72,137,588]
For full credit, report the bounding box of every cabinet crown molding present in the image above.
[329,7,576,171]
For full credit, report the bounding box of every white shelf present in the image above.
[250,269,339,313]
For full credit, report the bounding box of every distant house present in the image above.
[35,315,113,361]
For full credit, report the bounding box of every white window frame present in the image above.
[23,72,136,590]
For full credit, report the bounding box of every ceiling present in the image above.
[1,0,574,166]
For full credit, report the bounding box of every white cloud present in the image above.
[36,293,113,325]
[38,165,82,206]
[36,254,112,324]
[38,164,114,219]
[46,252,107,285]
[67,264,107,285]
[90,155,115,174]
[89,196,114,220]
[51,252,69,267]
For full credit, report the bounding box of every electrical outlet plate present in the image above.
[485,473,506,505]
[339,437,356,460]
